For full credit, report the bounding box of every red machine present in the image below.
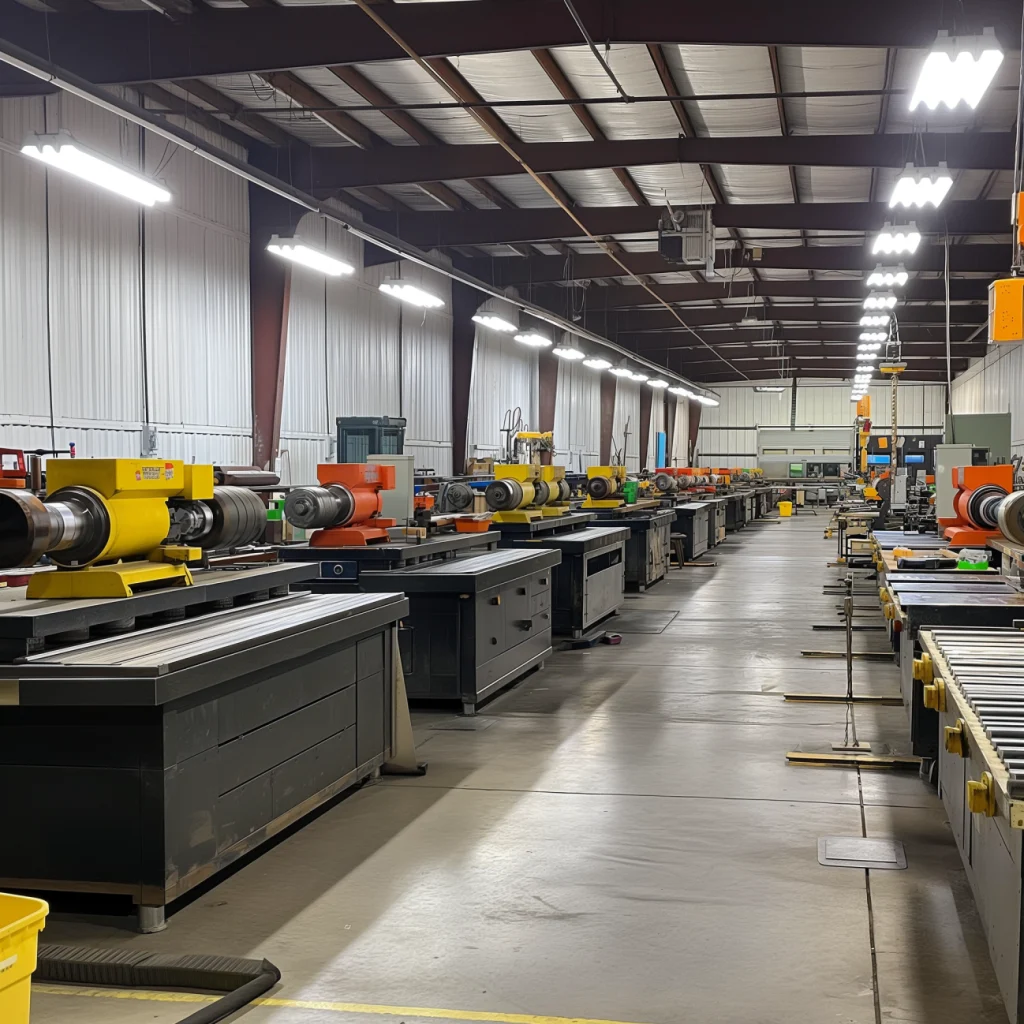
[938,464,1015,546]
[0,449,26,489]
[283,463,397,546]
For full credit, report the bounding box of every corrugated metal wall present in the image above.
[0,92,252,464]
[951,343,1024,455]
[646,394,665,468]
[279,212,454,483]
[612,377,641,471]
[553,358,601,472]
[466,323,538,460]
[697,379,946,462]
[671,396,690,466]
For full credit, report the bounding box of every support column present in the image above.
[639,385,653,471]
[451,280,479,474]
[250,185,302,470]
[664,395,677,468]
[599,374,616,464]
[688,401,703,467]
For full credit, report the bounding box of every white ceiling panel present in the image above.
[667,45,781,137]
[718,165,794,203]
[446,51,593,143]
[627,163,711,206]
[806,231,867,248]
[549,44,682,141]
[440,178,500,209]
[352,59,494,144]
[291,68,417,144]
[796,166,872,203]
[378,184,452,211]
[651,271,698,284]
[481,175,560,208]
[778,47,886,134]
[551,168,636,206]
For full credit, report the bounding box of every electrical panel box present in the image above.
[934,443,989,521]
[989,278,1024,343]
[369,453,415,523]
[337,416,406,463]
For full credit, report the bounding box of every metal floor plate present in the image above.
[817,836,907,870]
[608,610,679,634]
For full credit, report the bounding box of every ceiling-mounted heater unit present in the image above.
[658,207,715,276]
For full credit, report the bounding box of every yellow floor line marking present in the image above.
[33,984,655,1024]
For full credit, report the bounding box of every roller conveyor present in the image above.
[917,626,1024,1023]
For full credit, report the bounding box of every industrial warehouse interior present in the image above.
[4,2,1024,1023]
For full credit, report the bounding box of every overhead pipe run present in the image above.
[0,34,719,404]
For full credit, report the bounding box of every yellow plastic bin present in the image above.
[0,893,48,1023]
[779,500,793,517]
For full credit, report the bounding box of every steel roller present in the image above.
[653,472,676,494]
[998,490,1024,545]
[586,475,618,500]
[284,484,355,530]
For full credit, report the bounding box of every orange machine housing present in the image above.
[309,463,397,547]
[939,464,1014,546]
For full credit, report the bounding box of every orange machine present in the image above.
[284,463,397,546]
[0,449,26,489]
[938,464,1014,546]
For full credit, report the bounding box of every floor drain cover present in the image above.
[430,717,496,731]
[817,836,907,870]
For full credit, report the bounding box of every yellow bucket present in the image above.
[779,501,793,517]
[0,893,48,1023]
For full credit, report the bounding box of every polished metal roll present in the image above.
[0,487,107,567]
[998,490,1024,545]
[587,475,617,500]
[533,479,552,506]
[966,484,1008,529]
[204,486,267,549]
[653,472,676,494]
[443,481,475,512]
[284,484,354,530]
[553,479,571,503]
[485,478,525,512]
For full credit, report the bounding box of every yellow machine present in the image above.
[582,465,628,508]
[0,458,226,598]
[484,432,572,523]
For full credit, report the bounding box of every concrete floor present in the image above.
[32,515,1007,1024]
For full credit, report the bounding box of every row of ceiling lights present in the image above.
[849,29,1003,404]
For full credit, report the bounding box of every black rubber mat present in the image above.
[607,610,679,634]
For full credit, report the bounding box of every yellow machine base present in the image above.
[540,506,570,517]
[582,498,624,509]
[492,509,544,524]
[27,560,195,599]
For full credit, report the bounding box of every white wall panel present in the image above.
[467,326,538,459]
[553,359,601,472]
[647,393,665,468]
[611,377,640,471]
[951,342,1024,455]
[671,396,690,466]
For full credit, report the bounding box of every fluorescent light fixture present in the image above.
[695,395,719,406]
[610,362,635,377]
[630,371,649,382]
[472,313,517,333]
[583,356,612,370]
[22,131,171,207]
[552,337,585,359]
[858,342,882,352]
[859,331,888,342]
[669,385,696,397]
[754,386,786,393]
[857,353,878,363]
[266,235,354,277]
[860,314,890,327]
[864,293,898,310]
[514,332,552,348]
[379,279,445,309]
[851,394,865,401]
[873,224,921,255]
[910,29,1003,111]
[889,164,953,209]
[648,378,669,388]
[866,266,908,289]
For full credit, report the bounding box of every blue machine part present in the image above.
[905,454,925,464]
[867,454,891,466]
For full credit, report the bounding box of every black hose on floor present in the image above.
[36,944,281,1023]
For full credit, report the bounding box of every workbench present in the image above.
[704,496,727,548]
[723,492,747,533]
[584,506,675,590]
[358,548,561,713]
[919,627,1024,1024]
[0,566,405,931]
[669,500,711,561]
[494,513,627,637]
